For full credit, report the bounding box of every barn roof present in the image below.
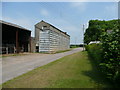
[35,20,70,37]
[0,20,31,32]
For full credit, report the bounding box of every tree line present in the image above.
[84,19,119,44]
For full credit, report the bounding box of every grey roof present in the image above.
[36,20,70,37]
[0,20,31,32]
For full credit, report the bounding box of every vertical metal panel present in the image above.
[39,29,50,52]
[38,26,70,53]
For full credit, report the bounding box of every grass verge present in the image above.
[37,49,72,54]
[2,51,113,88]
[54,49,72,53]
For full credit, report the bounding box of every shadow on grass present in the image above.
[81,52,114,88]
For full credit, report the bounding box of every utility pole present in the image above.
[83,24,85,51]
[75,37,77,47]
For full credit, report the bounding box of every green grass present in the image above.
[2,51,113,88]
[0,84,2,89]
[36,49,72,54]
[70,46,80,48]
[54,49,72,53]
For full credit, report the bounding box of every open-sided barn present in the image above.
[1,20,31,54]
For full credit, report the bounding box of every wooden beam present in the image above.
[29,36,31,52]
[16,30,19,53]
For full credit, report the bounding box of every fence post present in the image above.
[14,46,16,53]
[6,47,8,54]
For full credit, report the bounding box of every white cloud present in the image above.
[70,2,87,12]
[40,8,50,16]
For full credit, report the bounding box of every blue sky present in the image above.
[2,2,118,44]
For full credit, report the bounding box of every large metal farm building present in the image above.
[35,20,70,53]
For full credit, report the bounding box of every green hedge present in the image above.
[85,43,103,64]
[100,29,120,85]
[85,29,120,87]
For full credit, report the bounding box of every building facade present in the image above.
[35,20,70,53]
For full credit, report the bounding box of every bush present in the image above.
[85,43,103,64]
[100,29,120,85]
[86,29,120,87]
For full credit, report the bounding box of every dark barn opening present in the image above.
[1,20,31,54]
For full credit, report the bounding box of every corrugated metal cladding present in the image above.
[35,20,70,53]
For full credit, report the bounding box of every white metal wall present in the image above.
[39,29,70,52]
[39,30,50,52]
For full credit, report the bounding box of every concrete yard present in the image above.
[2,48,83,84]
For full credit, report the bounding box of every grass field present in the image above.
[2,51,113,88]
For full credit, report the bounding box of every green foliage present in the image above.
[100,29,120,85]
[70,45,80,48]
[84,19,119,44]
[86,29,120,87]
[85,44,103,64]
[84,19,120,87]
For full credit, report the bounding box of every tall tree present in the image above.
[84,19,119,44]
